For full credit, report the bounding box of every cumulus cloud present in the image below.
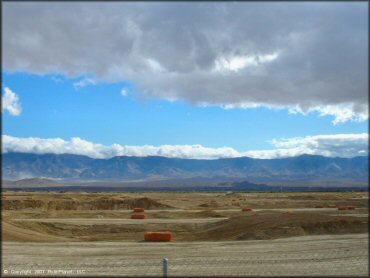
[2,133,368,159]
[264,133,368,158]
[1,135,239,160]
[2,87,22,116]
[3,2,368,123]
[289,104,368,125]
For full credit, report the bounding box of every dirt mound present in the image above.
[179,211,368,241]
[121,197,172,209]
[3,192,368,242]
[2,196,172,210]
[4,220,152,241]
[2,199,44,210]
[3,210,367,242]
[2,221,68,242]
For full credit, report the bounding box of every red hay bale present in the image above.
[242,208,253,212]
[314,204,324,208]
[131,214,146,219]
[144,231,173,242]
[346,205,356,210]
[133,208,145,212]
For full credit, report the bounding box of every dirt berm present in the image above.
[177,211,369,241]
[2,197,172,210]
[3,211,367,242]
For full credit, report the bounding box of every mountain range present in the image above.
[2,152,368,187]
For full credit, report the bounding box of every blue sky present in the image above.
[2,2,368,159]
[2,71,367,155]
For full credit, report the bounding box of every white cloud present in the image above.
[2,133,368,160]
[1,135,239,160]
[121,88,128,97]
[3,3,367,124]
[243,148,313,159]
[311,105,368,125]
[258,53,279,63]
[2,135,124,159]
[265,133,369,158]
[2,87,22,116]
[288,104,368,125]
[73,77,96,90]
[214,53,279,73]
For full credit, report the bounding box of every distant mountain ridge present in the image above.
[2,152,368,186]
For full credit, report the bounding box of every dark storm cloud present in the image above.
[3,2,368,121]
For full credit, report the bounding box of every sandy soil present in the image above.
[3,191,368,210]
[2,234,368,276]
[2,191,368,242]
[2,191,368,276]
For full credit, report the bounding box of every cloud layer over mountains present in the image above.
[3,134,367,160]
[3,2,368,123]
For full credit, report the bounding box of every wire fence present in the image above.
[3,249,368,276]
[166,250,369,277]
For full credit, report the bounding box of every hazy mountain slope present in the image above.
[2,152,368,185]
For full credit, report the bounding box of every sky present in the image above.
[2,2,369,159]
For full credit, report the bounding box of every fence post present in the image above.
[163,257,169,277]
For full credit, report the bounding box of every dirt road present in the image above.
[2,233,368,276]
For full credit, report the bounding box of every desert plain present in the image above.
[2,191,369,276]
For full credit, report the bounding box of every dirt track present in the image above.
[2,191,368,242]
[2,234,368,276]
[2,191,368,276]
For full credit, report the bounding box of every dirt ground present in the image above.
[2,234,368,276]
[3,191,369,210]
[2,191,369,276]
[2,191,368,242]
